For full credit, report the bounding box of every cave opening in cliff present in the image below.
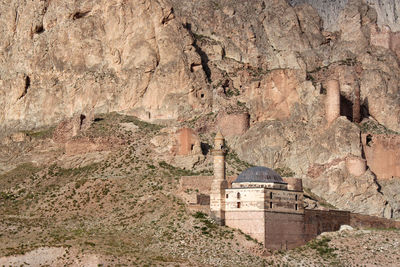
[201,142,210,155]
[183,23,211,82]
[340,94,353,121]
[366,134,373,147]
[34,25,44,34]
[72,11,90,20]
[361,99,370,121]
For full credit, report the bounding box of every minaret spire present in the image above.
[210,131,228,225]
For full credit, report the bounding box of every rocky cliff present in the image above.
[0,0,210,133]
[1,0,400,219]
[289,0,400,31]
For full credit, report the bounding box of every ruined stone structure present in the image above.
[325,79,340,124]
[362,133,400,180]
[174,128,201,156]
[370,25,400,60]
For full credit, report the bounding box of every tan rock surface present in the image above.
[0,0,209,133]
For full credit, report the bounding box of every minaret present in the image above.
[210,131,228,225]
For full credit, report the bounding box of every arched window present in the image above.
[237,192,241,199]
[237,202,241,208]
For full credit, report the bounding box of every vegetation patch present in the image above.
[0,163,41,189]
[23,126,56,139]
[307,236,337,258]
[275,167,295,177]
[359,120,399,135]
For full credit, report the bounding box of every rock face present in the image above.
[0,0,209,133]
[288,0,400,32]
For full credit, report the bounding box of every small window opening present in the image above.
[269,202,273,209]
[270,192,273,199]
[295,204,298,210]
[191,144,194,151]
[237,202,241,208]
[200,93,205,98]
[226,194,229,199]
[295,195,298,201]
[237,192,241,199]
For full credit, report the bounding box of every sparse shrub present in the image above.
[307,236,337,258]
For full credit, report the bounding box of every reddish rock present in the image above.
[53,113,93,143]
[370,25,391,50]
[362,134,400,180]
[65,137,122,155]
[173,128,200,156]
[246,69,300,122]
[216,112,249,137]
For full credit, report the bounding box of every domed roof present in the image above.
[234,166,285,184]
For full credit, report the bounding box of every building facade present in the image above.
[211,133,306,249]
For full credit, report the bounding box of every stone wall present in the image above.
[370,25,400,61]
[350,213,400,229]
[226,210,265,243]
[265,212,305,250]
[282,177,303,191]
[362,134,400,180]
[304,210,350,242]
[174,128,200,156]
[179,176,237,194]
[325,79,340,124]
[225,188,266,243]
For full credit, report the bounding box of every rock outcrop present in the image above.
[0,0,210,134]
[289,0,400,32]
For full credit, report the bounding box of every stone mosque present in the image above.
[180,131,400,250]
[210,131,305,250]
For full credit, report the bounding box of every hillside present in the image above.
[1,114,400,266]
[1,0,400,265]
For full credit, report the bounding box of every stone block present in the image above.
[362,134,400,180]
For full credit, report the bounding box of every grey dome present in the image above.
[234,166,285,184]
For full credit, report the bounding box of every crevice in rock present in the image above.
[79,114,86,128]
[72,11,90,20]
[161,8,175,25]
[18,75,30,100]
[360,132,366,159]
[34,24,45,34]
[183,23,212,82]
[361,98,370,120]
